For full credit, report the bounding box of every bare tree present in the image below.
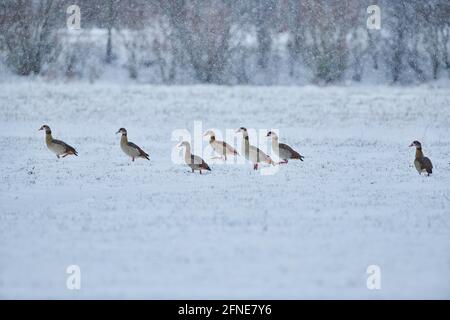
[382,0,410,83]
[0,0,62,75]
[251,0,275,69]
[151,15,178,83]
[285,0,306,77]
[299,0,358,83]
[1,0,448,83]
[162,0,232,84]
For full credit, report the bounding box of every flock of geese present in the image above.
[38,124,433,176]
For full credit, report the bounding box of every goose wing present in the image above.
[422,156,433,173]
[128,141,149,159]
[249,145,272,164]
[191,154,211,171]
[214,140,239,155]
[223,141,239,155]
[53,139,78,155]
[279,143,304,161]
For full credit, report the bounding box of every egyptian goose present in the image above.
[116,128,150,161]
[203,129,239,161]
[266,131,304,164]
[38,125,78,158]
[235,127,274,170]
[178,141,211,174]
[409,140,433,175]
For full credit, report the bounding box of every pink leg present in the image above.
[132,157,135,162]
[253,163,258,170]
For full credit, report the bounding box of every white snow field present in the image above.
[0,82,449,299]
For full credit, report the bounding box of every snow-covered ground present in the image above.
[0,82,449,299]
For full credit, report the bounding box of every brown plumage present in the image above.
[190,154,211,172]
[203,130,239,161]
[53,139,78,157]
[280,143,304,161]
[39,125,78,158]
[128,141,150,160]
[266,131,304,164]
[116,128,150,162]
[236,127,274,170]
[409,140,433,175]
[178,141,211,174]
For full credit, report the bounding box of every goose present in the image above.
[203,129,239,161]
[116,128,150,161]
[266,131,304,164]
[235,127,274,170]
[409,140,433,175]
[38,125,78,158]
[178,141,211,174]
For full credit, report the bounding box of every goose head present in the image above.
[266,131,279,139]
[177,141,190,149]
[409,140,421,148]
[235,127,247,134]
[38,124,51,133]
[203,129,216,138]
[116,128,127,135]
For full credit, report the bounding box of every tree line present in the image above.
[0,0,449,84]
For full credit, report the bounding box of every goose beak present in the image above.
[115,130,120,134]
[235,128,240,133]
[408,143,414,147]
[266,132,270,137]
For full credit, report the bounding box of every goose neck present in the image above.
[120,134,128,145]
[271,136,279,149]
[415,147,423,160]
[184,143,192,156]
[45,132,53,145]
[241,133,250,155]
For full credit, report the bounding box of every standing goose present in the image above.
[235,127,274,170]
[203,129,239,161]
[178,141,211,174]
[116,128,150,161]
[266,131,304,164]
[38,125,78,158]
[409,140,433,175]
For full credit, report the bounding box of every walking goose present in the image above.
[116,128,150,161]
[235,127,274,170]
[409,140,433,175]
[267,131,304,164]
[203,129,239,161]
[39,125,78,158]
[178,141,211,174]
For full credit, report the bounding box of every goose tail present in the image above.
[68,146,78,156]
[292,151,304,161]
